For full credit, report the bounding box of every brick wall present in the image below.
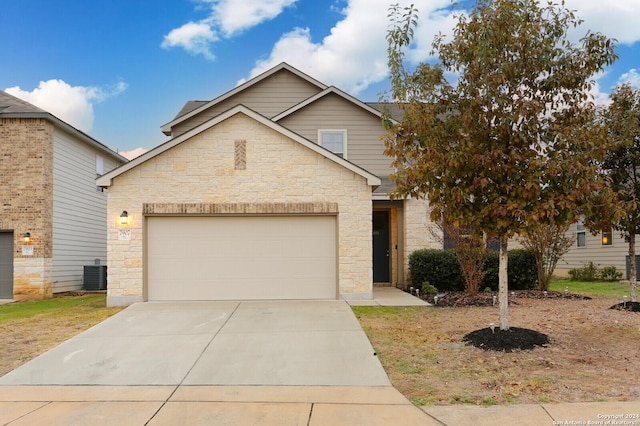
[0,118,54,299]
[105,113,374,306]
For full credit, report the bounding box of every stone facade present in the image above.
[403,198,441,284]
[0,118,54,299]
[105,112,374,306]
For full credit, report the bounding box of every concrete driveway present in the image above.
[0,300,390,387]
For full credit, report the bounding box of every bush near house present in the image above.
[568,262,623,282]
[409,249,537,292]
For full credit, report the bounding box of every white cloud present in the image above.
[161,21,218,60]
[5,80,127,132]
[162,0,297,59]
[618,69,640,88]
[564,0,640,45]
[245,0,459,95]
[119,147,148,160]
[211,0,298,37]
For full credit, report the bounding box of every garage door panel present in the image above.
[147,216,336,301]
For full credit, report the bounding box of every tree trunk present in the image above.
[499,236,509,330]
[630,233,637,303]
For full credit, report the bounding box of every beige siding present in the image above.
[277,93,393,178]
[172,70,322,137]
[52,128,122,292]
[557,223,632,277]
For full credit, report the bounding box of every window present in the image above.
[576,217,586,247]
[318,130,347,158]
[96,155,104,176]
[601,228,613,246]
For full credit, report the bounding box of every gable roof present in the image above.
[98,104,381,188]
[271,86,395,123]
[160,63,328,135]
[0,90,128,163]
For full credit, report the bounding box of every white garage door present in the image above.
[146,216,337,301]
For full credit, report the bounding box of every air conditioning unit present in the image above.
[83,265,107,291]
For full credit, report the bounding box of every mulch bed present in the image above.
[463,326,550,352]
[609,301,640,312]
[423,290,591,307]
[413,290,586,352]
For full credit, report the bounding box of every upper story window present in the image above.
[318,130,347,159]
[576,217,586,247]
[96,155,104,176]
[601,228,613,246]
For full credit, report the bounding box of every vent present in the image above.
[83,265,107,290]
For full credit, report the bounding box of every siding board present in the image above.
[172,70,322,137]
[558,222,635,277]
[52,129,119,292]
[277,93,393,177]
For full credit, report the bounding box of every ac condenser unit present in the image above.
[83,265,107,290]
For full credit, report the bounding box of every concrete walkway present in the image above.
[0,288,638,424]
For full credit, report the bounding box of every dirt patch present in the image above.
[355,293,640,406]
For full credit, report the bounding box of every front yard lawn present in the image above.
[354,287,640,406]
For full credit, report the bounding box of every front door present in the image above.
[0,232,13,299]
[373,211,390,283]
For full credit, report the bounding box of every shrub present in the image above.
[568,261,600,281]
[409,248,537,291]
[421,282,439,294]
[409,249,464,291]
[508,249,538,290]
[600,265,623,281]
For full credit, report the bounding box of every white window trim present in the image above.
[318,129,347,159]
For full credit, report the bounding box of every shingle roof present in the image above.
[173,100,208,120]
[0,90,48,115]
[0,90,128,163]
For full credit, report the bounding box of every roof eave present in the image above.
[1,111,128,163]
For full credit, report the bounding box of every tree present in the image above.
[384,0,617,330]
[586,84,640,302]
[441,223,488,295]
[519,223,575,291]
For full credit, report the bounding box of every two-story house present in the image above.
[0,90,127,300]
[97,63,439,306]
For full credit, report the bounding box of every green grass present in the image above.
[0,294,108,322]
[549,278,632,299]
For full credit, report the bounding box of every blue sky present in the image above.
[1,0,639,159]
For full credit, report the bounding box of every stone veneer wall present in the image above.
[403,198,441,284]
[0,118,54,299]
[105,113,374,306]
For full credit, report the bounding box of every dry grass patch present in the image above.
[0,293,123,376]
[353,296,640,406]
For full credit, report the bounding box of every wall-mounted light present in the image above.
[23,232,31,243]
[120,211,129,225]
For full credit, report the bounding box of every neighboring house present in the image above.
[0,90,127,300]
[97,63,440,307]
[556,219,634,277]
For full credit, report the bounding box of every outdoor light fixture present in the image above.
[23,232,30,243]
[120,211,129,225]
